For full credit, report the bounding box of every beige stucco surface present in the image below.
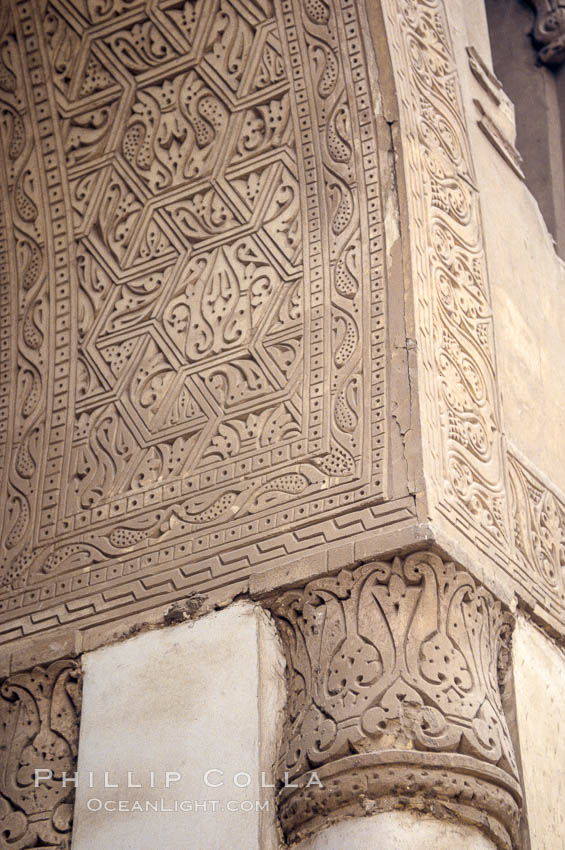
[476,141,565,494]
[294,811,496,849]
[513,616,565,850]
[446,0,565,494]
[72,603,284,850]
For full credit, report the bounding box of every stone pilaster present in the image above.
[0,659,81,849]
[267,551,522,849]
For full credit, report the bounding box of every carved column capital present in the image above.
[529,1,565,65]
[0,659,81,849]
[267,551,522,848]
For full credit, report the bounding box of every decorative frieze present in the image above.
[509,452,565,616]
[381,0,509,552]
[268,551,522,848]
[379,0,565,628]
[0,659,81,849]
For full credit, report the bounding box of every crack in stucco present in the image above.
[385,117,417,498]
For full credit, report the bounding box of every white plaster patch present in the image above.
[72,602,282,850]
[513,616,565,850]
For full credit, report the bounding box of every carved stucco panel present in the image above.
[0,658,82,849]
[0,0,563,647]
[380,0,510,550]
[508,451,565,619]
[0,0,391,641]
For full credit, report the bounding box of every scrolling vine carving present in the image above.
[509,451,565,615]
[0,0,386,638]
[382,0,509,548]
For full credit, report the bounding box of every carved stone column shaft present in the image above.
[267,551,522,849]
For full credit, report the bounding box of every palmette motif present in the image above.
[0,659,81,849]
[271,551,518,781]
[269,551,522,848]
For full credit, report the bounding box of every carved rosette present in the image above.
[269,552,522,848]
[0,659,81,849]
[529,1,565,65]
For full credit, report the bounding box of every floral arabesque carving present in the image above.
[509,452,565,609]
[0,0,386,638]
[0,659,81,849]
[269,551,522,848]
[382,0,509,549]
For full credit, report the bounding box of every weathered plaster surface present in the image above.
[446,0,565,495]
[294,811,497,850]
[73,603,284,850]
[513,617,565,850]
